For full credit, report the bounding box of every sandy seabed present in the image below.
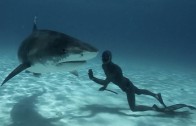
[0,53,196,126]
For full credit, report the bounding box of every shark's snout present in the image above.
[63,42,98,62]
[81,42,98,52]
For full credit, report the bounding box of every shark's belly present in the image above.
[27,62,86,73]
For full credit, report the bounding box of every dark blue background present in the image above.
[0,0,196,67]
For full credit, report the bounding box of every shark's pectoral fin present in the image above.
[70,70,79,77]
[1,63,31,86]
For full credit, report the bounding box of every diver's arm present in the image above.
[92,77,110,91]
[88,69,110,86]
[91,77,110,86]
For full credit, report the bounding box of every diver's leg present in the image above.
[129,81,157,97]
[134,86,166,107]
[126,88,153,112]
[134,87,156,96]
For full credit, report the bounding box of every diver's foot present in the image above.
[156,93,167,108]
[152,104,164,112]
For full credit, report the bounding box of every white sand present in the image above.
[0,53,196,126]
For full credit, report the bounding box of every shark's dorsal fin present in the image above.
[1,63,31,86]
[33,16,37,32]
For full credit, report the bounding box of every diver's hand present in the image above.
[88,69,94,80]
[99,86,106,91]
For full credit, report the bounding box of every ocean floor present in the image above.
[0,52,196,126]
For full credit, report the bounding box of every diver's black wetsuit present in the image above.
[89,51,166,112]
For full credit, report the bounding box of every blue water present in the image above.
[0,0,196,126]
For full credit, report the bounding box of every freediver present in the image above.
[88,50,167,112]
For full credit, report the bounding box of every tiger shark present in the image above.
[1,17,98,86]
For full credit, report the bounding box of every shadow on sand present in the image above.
[8,89,62,126]
[71,104,194,119]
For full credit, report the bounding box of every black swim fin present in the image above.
[153,104,196,113]
[157,93,167,108]
[153,104,165,112]
[187,105,196,110]
[166,104,196,111]
[1,63,31,86]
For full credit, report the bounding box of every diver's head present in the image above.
[102,50,112,64]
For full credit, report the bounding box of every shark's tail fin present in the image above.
[1,63,30,86]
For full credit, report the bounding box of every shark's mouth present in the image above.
[57,60,87,66]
